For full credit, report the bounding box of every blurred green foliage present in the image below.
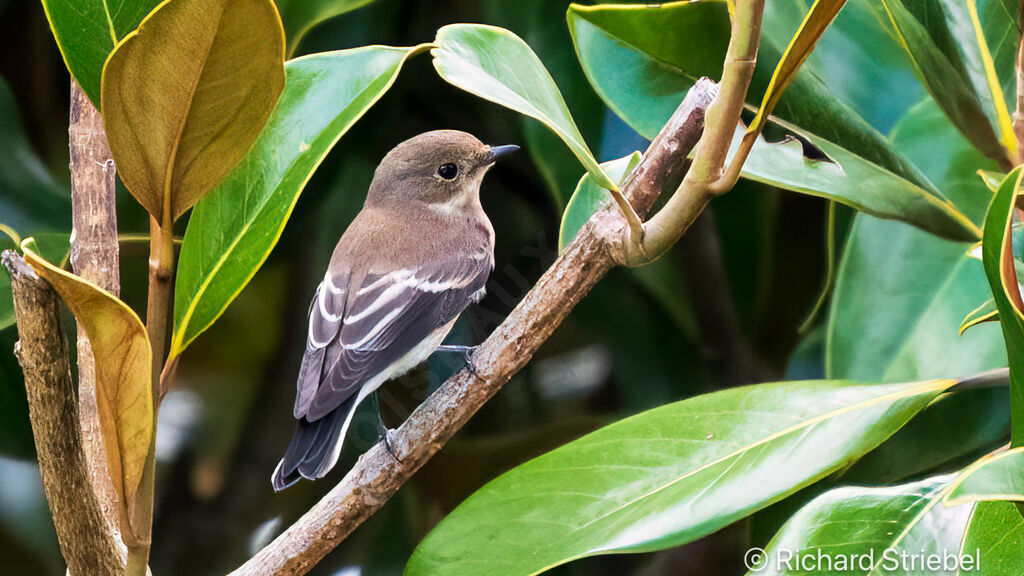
[2,0,1022,574]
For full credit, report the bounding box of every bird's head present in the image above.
[366,130,517,210]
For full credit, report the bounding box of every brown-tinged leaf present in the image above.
[101,0,286,222]
[21,239,153,539]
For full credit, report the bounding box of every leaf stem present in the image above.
[630,0,765,262]
[129,213,175,575]
[146,214,175,394]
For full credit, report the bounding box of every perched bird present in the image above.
[272,130,517,491]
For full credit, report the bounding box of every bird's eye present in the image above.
[438,163,458,180]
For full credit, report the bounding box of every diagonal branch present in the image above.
[229,77,720,576]
[2,251,123,576]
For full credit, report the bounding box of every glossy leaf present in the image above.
[748,475,974,576]
[568,0,930,186]
[960,298,999,335]
[733,123,977,241]
[876,0,1006,162]
[840,386,1009,485]
[171,45,424,357]
[961,501,1024,576]
[961,0,1017,153]
[405,378,955,575]
[746,0,847,137]
[21,239,153,538]
[277,0,376,56]
[432,24,615,190]
[980,169,1005,192]
[827,100,1006,383]
[980,167,1024,446]
[40,0,161,104]
[568,1,977,241]
[761,0,923,132]
[945,448,1024,504]
[558,151,641,250]
[101,0,286,222]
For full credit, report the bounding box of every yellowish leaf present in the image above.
[747,0,847,137]
[21,239,153,540]
[101,0,286,222]
[965,0,1017,156]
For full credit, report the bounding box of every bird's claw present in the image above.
[436,344,480,375]
[377,424,402,463]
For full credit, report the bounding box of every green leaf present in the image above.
[734,123,978,241]
[980,167,1024,446]
[40,0,161,104]
[568,1,977,241]
[980,169,1006,192]
[827,99,1006,383]
[1,233,70,332]
[405,378,956,575]
[568,0,929,186]
[748,475,974,576]
[277,0,376,57]
[946,448,1024,504]
[0,77,69,233]
[876,0,1008,162]
[960,298,999,335]
[761,0,924,131]
[558,151,641,250]
[101,0,286,222]
[955,0,1019,153]
[840,386,1009,485]
[22,239,153,540]
[171,45,424,357]
[432,24,615,190]
[961,501,1024,575]
[0,73,71,332]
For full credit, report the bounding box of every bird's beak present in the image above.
[486,144,520,164]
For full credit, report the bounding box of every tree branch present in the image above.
[2,251,123,576]
[68,82,126,557]
[229,77,720,576]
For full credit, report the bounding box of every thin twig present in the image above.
[228,78,721,576]
[2,251,123,576]
[631,0,766,262]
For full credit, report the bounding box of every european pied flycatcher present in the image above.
[272,130,517,490]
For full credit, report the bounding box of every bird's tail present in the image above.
[271,395,358,492]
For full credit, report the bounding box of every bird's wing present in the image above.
[294,253,491,421]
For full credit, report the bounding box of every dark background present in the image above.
[0,1,829,574]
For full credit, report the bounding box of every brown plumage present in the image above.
[272,130,516,491]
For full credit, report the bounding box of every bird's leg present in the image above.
[435,344,480,375]
[373,391,401,463]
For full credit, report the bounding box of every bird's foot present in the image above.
[376,414,402,464]
[436,344,480,375]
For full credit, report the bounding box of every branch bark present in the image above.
[68,81,127,561]
[2,251,123,576]
[229,77,720,576]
